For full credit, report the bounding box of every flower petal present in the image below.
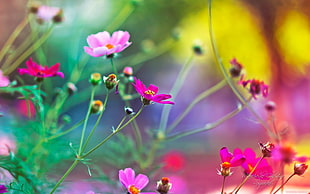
[111,31,130,45]
[230,154,246,167]
[148,84,158,94]
[134,174,149,190]
[220,147,233,163]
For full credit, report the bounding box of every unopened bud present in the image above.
[66,82,77,95]
[124,107,135,115]
[123,67,133,77]
[91,100,104,114]
[193,40,204,55]
[294,163,308,176]
[229,58,243,77]
[89,73,102,86]
[259,142,275,157]
[53,9,64,23]
[157,177,172,194]
[103,74,119,90]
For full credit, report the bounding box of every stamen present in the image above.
[105,44,114,49]
[144,90,155,96]
[129,185,140,194]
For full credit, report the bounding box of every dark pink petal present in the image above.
[18,68,31,75]
[46,63,60,74]
[55,71,64,78]
[295,156,308,163]
[233,148,243,155]
[220,147,233,163]
[230,154,246,167]
[152,94,174,103]
[134,174,149,190]
[148,84,158,94]
[132,78,147,94]
[243,148,256,163]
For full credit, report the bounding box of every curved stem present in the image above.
[167,79,226,132]
[106,3,135,32]
[272,173,295,194]
[159,54,194,134]
[132,119,143,153]
[81,106,144,159]
[47,119,85,141]
[78,87,96,155]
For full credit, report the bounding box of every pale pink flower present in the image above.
[0,135,16,156]
[37,5,62,22]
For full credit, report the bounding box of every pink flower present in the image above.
[0,70,10,87]
[239,76,268,99]
[84,31,132,57]
[0,135,16,156]
[132,78,174,105]
[235,148,273,180]
[0,185,7,193]
[272,144,308,164]
[36,5,62,22]
[218,147,246,176]
[18,58,64,79]
[119,168,156,194]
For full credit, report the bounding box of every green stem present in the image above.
[81,106,144,159]
[165,103,243,141]
[159,54,194,134]
[106,3,135,32]
[50,159,79,194]
[4,25,54,75]
[110,58,118,75]
[272,173,295,194]
[78,87,96,155]
[132,119,143,153]
[167,79,226,132]
[47,119,85,141]
[233,156,265,194]
[207,0,272,136]
[0,16,29,64]
[81,91,109,152]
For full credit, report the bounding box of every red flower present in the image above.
[132,77,174,105]
[18,58,64,79]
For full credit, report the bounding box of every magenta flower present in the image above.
[239,76,268,99]
[119,168,156,194]
[235,148,273,180]
[84,31,132,57]
[218,147,246,176]
[0,185,7,193]
[18,58,64,79]
[132,78,174,105]
[272,144,308,164]
[0,70,10,87]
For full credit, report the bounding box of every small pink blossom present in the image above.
[239,76,268,99]
[119,168,156,194]
[218,147,246,176]
[18,58,64,79]
[36,5,62,22]
[0,135,16,156]
[0,70,10,87]
[132,78,174,105]
[84,31,132,57]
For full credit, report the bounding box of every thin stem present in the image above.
[0,16,29,63]
[165,104,243,141]
[221,176,227,194]
[132,119,143,153]
[272,173,295,194]
[50,159,79,194]
[4,25,54,75]
[110,57,118,75]
[233,156,265,194]
[159,54,194,134]
[81,91,110,153]
[81,106,144,159]
[207,0,273,136]
[47,119,85,141]
[105,3,135,32]
[78,87,96,155]
[167,79,226,132]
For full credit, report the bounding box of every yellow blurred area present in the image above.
[276,10,310,74]
[173,0,271,82]
[296,134,310,158]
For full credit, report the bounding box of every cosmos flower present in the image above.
[218,147,246,176]
[132,78,174,105]
[119,168,156,194]
[239,76,268,99]
[235,148,273,180]
[18,58,64,79]
[0,70,10,87]
[84,31,132,57]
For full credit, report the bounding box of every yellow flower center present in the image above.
[221,162,231,169]
[129,185,140,194]
[105,44,114,49]
[144,90,155,96]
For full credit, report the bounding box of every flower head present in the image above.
[218,147,246,176]
[239,76,268,99]
[272,144,308,164]
[84,31,132,57]
[294,163,308,176]
[18,58,64,80]
[103,74,119,90]
[229,58,243,77]
[0,70,10,87]
[90,100,104,114]
[236,148,273,180]
[132,78,174,105]
[30,4,63,23]
[157,177,172,194]
[119,168,156,194]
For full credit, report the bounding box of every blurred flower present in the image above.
[192,39,204,55]
[16,99,36,118]
[259,142,275,158]
[0,185,7,193]
[85,191,95,194]
[103,74,119,90]
[84,31,131,57]
[239,76,268,99]
[218,147,245,176]
[229,58,243,77]
[265,101,276,112]
[236,148,273,180]
[157,177,172,194]
[162,151,185,172]
[30,4,63,23]
[18,58,64,80]
[0,135,16,156]
[123,67,133,77]
[119,168,156,194]
[66,82,78,95]
[0,70,10,87]
[132,78,174,105]
[90,100,104,114]
[272,144,308,164]
[294,163,308,176]
[89,73,102,86]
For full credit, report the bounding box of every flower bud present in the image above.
[124,107,135,115]
[157,177,172,194]
[103,74,119,90]
[123,67,133,77]
[294,163,308,176]
[89,73,102,86]
[218,162,232,177]
[192,40,204,55]
[259,142,275,157]
[66,82,77,95]
[52,9,64,23]
[229,58,243,77]
[90,100,104,114]
[265,101,276,112]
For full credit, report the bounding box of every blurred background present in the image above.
[1,0,310,193]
